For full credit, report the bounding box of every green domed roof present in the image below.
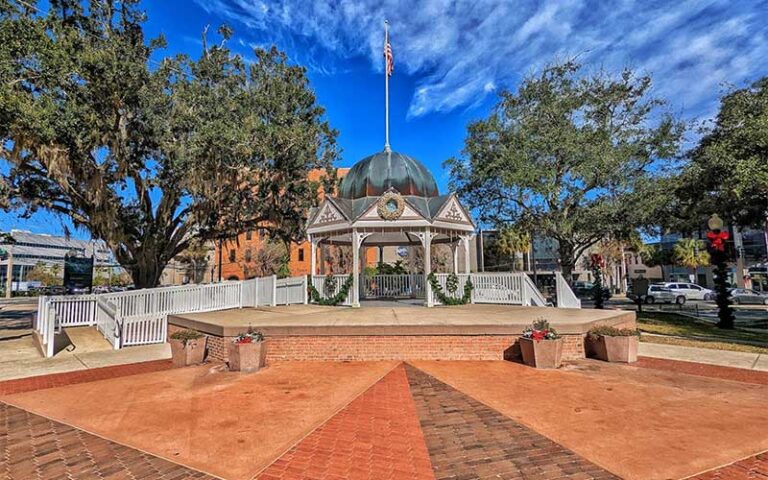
[339,150,439,199]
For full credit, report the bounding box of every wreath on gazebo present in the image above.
[427,272,473,305]
[377,191,405,220]
[308,273,354,306]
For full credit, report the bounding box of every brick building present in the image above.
[214,168,377,280]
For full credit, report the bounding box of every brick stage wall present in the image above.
[168,325,586,363]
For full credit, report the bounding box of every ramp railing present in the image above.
[555,272,582,308]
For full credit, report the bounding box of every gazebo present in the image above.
[306,149,475,307]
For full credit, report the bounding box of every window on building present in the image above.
[245,249,252,262]
[258,229,266,240]
[246,231,252,241]
[298,248,305,262]
[228,249,236,262]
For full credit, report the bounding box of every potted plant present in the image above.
[519,318,563,369]
[586,326,639,363]
[169,329,206,367]
[228,328,267,373]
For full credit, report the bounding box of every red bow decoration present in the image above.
[590,253,605,269]
[707,230,729,252]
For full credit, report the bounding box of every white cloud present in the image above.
[194,0,768,120]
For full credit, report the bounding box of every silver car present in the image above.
[729,288,768,305]
[645,285,679,304]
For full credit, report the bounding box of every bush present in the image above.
[587,325,639,341]
[169,329,204,346]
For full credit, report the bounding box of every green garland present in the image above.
[427,272,473,305]
[308,274,354,306]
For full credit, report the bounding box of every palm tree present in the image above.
[495,228,532,271]
[673,238,710,282]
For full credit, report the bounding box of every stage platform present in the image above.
[168,305,636,362]
[169,304,635,336]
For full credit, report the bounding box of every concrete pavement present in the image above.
[639,341,768,371]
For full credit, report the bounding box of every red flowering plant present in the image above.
[233,327,264,344]
[521,318,560,342]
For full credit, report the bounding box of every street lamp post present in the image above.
[706,214,735,329]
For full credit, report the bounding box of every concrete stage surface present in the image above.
[169,304,635,337]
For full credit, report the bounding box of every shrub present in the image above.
[169,329,204,346]
[587,325,640,341]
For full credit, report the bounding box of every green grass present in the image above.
[637,312,768,354]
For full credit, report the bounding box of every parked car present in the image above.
[42,285,67,295]
[644,285,679,304]
[92,286,111,294]
[67,286,90,295]
[729,288,768,305]
[661,282,713,301]
[572,281,612,300]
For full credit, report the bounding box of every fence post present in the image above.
[470,274,476,304]
[303,275,309,304]
[272,275,277,307]
[239,281,244,309]
[46,306,56,358]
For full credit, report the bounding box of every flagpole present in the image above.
[384,19,390,153]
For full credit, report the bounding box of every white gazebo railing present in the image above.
[361,274,425,299]
[311,274,353,306]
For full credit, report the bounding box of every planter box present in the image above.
[588,335,638,363]
[228,340,268,373]
[170,337,206,367]
[519,337,563,369]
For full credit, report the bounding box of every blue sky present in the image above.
[3,0,767,238]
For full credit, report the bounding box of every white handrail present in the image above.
[555,272,582,308]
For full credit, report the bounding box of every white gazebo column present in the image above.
[450,242,459,274]
[460,234,474,273]
[418,227,436,307]
[351,230,372,308]
[309,235,317,277]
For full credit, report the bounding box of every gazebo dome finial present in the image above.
[338,150,439,200]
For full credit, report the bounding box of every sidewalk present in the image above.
[0,342,171,381]
[640,342,768,371]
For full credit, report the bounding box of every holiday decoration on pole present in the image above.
[589,253,607,309]
[707,214,735,329]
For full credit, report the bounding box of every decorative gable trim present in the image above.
[434,195,473,225]
[309,200,347,228]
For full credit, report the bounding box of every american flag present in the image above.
[384,38,394,76]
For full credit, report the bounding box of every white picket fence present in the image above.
[34,276,308,357]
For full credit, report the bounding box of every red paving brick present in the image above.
[404,364,619,480]
[0,359,173,396]
[0,402,215,479]
[257,364,435,480]
[689,452,768,479]
[635,356,768,385]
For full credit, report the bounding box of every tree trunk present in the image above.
[558,241,576,281]
[129,259,165,289]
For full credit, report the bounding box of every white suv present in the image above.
[662,282,713,301]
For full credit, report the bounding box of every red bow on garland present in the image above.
[706,230,729,252]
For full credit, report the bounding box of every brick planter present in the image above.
[169,337,206,367]
[587,335,638,363]
[227,340,268,372]
[519,337,563,369]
